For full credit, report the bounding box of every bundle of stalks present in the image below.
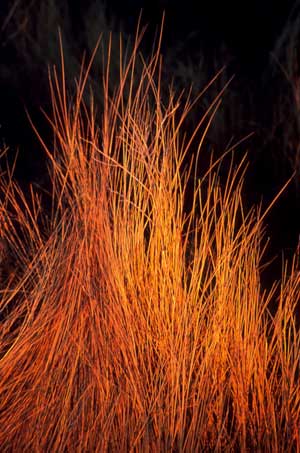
[0,27,299,451]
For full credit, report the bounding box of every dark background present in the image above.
[0,0,299,286]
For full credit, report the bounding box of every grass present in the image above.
[0,28,299,451]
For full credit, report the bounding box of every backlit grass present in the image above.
[0,30,299,451]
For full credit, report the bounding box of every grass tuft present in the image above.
[0,29,299,451]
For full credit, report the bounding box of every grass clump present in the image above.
[0,28,299,451]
